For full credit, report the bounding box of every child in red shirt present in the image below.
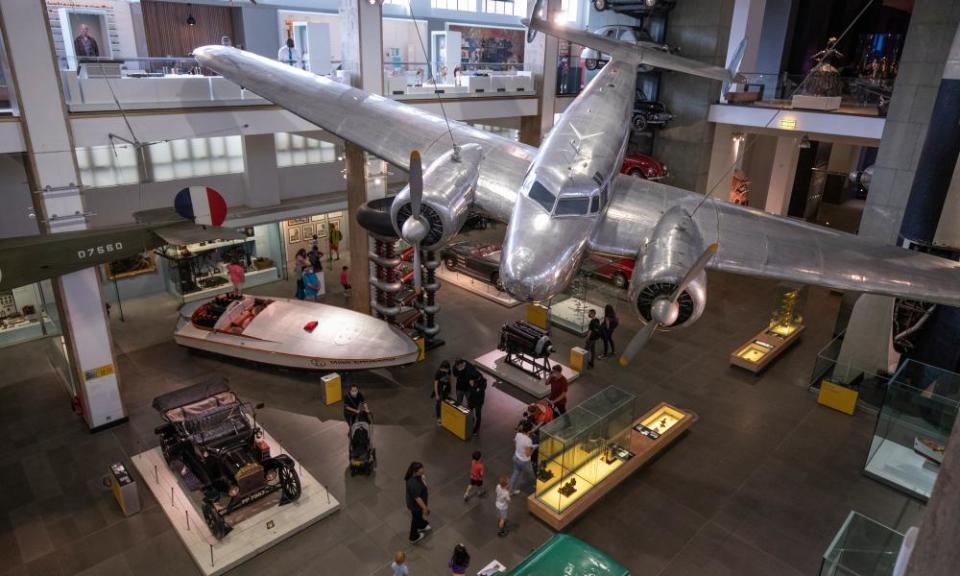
[340,266,351,299]
[463,450,486,501]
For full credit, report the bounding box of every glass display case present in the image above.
[731,283,807,372]
[864,360,960,500]
[156,224,282,303]
[819,511,904,576]
[535,387,637,513]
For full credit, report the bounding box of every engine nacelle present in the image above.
[390,143,481,251]
[627,206,707,330]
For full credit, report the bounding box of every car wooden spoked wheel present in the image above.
[203,502,231,539]
[632,114,648,132]
[593,0,608,11]
[444,258,457,271]
[628,168,645,179]
[585,59,598,70]
[279,463,302,503]
[613,272,628,289]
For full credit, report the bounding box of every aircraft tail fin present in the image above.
[522,11,737,83]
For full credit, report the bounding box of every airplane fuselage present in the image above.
[500,60,635,302]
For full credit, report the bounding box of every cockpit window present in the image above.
[528,180,555,212]
[555,197,591,216]
[590,196,600,213]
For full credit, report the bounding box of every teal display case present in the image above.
[864,360,960,500]
[819,511,904,576]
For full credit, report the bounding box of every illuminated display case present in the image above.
[731,284,807,372]
[535,387,637,514]
[529,394,697,530]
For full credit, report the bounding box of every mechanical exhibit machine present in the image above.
[498,320,556,378]
[528,386,696,530]
[152,377,302,539]
[730,284,807,373]
[356,197,442,350]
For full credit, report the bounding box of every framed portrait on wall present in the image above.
[63,10,111,68]
[310,214,326,222]
[301,223,315,239]
[288,216,310,225]
[288,226,301,244]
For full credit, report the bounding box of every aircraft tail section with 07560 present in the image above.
[0,186,240,291]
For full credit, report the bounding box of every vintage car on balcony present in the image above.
[440,240,505,292]
[153,377,302,539]
[583,254,637,289]
[620,153,668,180]
[632,100,673,132]
[592,0,676,15]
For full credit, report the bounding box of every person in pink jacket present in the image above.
[227,259,246,296]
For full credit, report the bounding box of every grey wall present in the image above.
[653,0,735,193]
[755,0,791,75]
[0,154,39,238]
[742,133,777,210]
[239,5,281,58]
[859,0,960,244]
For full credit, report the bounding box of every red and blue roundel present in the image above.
[174,186,227,226]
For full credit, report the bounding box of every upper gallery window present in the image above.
[149,136,244,182]
[75,143,139,188]
[275,133,337,167]
[482,0,528,17]
[431,0,478,12]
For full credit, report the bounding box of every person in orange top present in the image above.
[463,450,486,501]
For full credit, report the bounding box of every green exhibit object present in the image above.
[505,534,629,576]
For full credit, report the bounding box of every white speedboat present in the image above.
[174,294,420,370]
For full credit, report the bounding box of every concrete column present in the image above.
[764,135,799,215]
[520,1,560,146]
[860,1,960,244]
[339,0,384,313]
[905,409,960,576]
[654,0,736,192]
[0,0,124,430]
[242,133,281,208]
[723,0,766,101]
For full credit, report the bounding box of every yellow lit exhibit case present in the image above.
[731,284,806,373]
[528,388,696,530]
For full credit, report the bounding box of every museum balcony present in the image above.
[59,56,537,114]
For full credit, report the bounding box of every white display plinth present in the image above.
[436,266,521,307]
[133,429,339,576]
[864,436,939,500]
[791,94,842,111]
[550,297,605,336]
[474,349,579,399]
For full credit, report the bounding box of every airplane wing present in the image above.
[193,46,532,222]
[591,175,960,307]
[523,16,742,83]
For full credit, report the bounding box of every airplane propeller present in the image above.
[618,243,718,367]
[401,150,428,291]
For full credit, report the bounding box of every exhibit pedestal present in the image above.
[133,429,339,576]
[435,266,521,307]
[322,373,342,405]
[441,399,475,440]
[730,324,804,373]
[528,402,696,531]
[474,349,579,399]
[550,297,604,336]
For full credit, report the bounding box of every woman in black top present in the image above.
[433,360,452,425]
[601,303,619,358]
[404,461,431,543]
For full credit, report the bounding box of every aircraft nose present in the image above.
[501,244,565,303]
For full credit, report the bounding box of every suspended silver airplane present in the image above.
[194,6,960,366]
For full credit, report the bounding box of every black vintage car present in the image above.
[153,377,301,539]
[632,100,673,132]
[441,240,504,292]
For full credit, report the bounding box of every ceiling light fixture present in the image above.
[186,5,196,27]
[798,135,811,149]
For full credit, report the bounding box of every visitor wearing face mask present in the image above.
[343,384,368,433]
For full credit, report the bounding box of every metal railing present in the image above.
[727,72,896,114]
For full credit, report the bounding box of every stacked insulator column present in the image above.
[369,238,403,319]
[415,250,441,340]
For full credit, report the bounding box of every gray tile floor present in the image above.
[0,230,925,576]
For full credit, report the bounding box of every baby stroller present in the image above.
[348,412,376,476]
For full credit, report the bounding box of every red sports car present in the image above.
[621,153,667,180]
